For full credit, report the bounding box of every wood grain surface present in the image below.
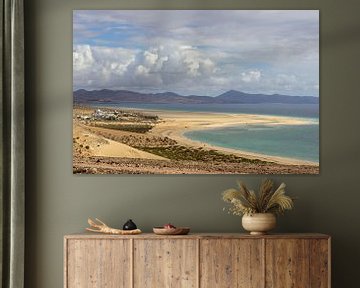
[200,239,264,288]
[65,233,330,240]
[64,233,330,288]
[309,239,330,288]
[265,239,310,287]
[133,239,198,288]
[66,239,131,288]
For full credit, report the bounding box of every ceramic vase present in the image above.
[242,213,276,235]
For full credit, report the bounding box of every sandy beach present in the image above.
[73,106,319,174]
[150,110,317,166]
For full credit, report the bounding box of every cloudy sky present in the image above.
[73,10,319,96]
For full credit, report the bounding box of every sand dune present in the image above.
[73,107,319,174]
[93,138,166,160]
[73,123,166,160]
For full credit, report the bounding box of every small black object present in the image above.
[123,219,137,230]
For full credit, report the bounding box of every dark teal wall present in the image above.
[25,0,360,287]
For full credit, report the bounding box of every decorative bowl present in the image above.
[153,227,190,235]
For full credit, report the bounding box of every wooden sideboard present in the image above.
[64,233,330,288]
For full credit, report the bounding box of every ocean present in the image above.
[90,102,319,163]
[185,124,319,163]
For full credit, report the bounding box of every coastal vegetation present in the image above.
[90,122,154,134]
[139,146,266,164]
[72,106,319,174]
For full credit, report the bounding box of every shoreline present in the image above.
[180,130,317,166]
[150,110,318,166]
[74,105,319,167]
[83,103,319,124]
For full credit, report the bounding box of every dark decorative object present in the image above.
[123,219,137,230]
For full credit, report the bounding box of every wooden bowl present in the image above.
[153,227,190,235]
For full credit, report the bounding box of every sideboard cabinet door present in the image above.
[200,239,264,288]
[309,239,330,288]
[134,239,198,288]
[66,239,131,288]
[266,239,309,288]
[265,239,329,288]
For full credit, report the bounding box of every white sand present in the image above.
[93,138,166,160]
[73,123,167,160]
[150,110,318,166]
[74,107,318,166]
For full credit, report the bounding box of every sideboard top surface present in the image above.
[64,232,330,240]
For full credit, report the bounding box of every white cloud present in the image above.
[73,44,318,96]
[73,45,94,71]
[73,10,319,96]
[73,44,218,92]
[241,70,262,83]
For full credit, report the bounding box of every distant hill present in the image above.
[215,90,318,104]
[73,89,319,105]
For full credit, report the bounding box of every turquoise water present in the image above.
[184,124,319,163]
[89,102,319,163]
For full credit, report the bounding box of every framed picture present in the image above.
[72,10,319,175]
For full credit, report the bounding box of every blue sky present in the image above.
[73,10,319,96]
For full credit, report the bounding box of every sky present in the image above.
[73,10,319,97]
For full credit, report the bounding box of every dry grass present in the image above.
[222,179,294,216]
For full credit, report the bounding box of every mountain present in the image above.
[215,90,318,104]
[73,89,319,105]
[73,89,198,104]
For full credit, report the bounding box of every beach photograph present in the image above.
[73,10,319,174]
